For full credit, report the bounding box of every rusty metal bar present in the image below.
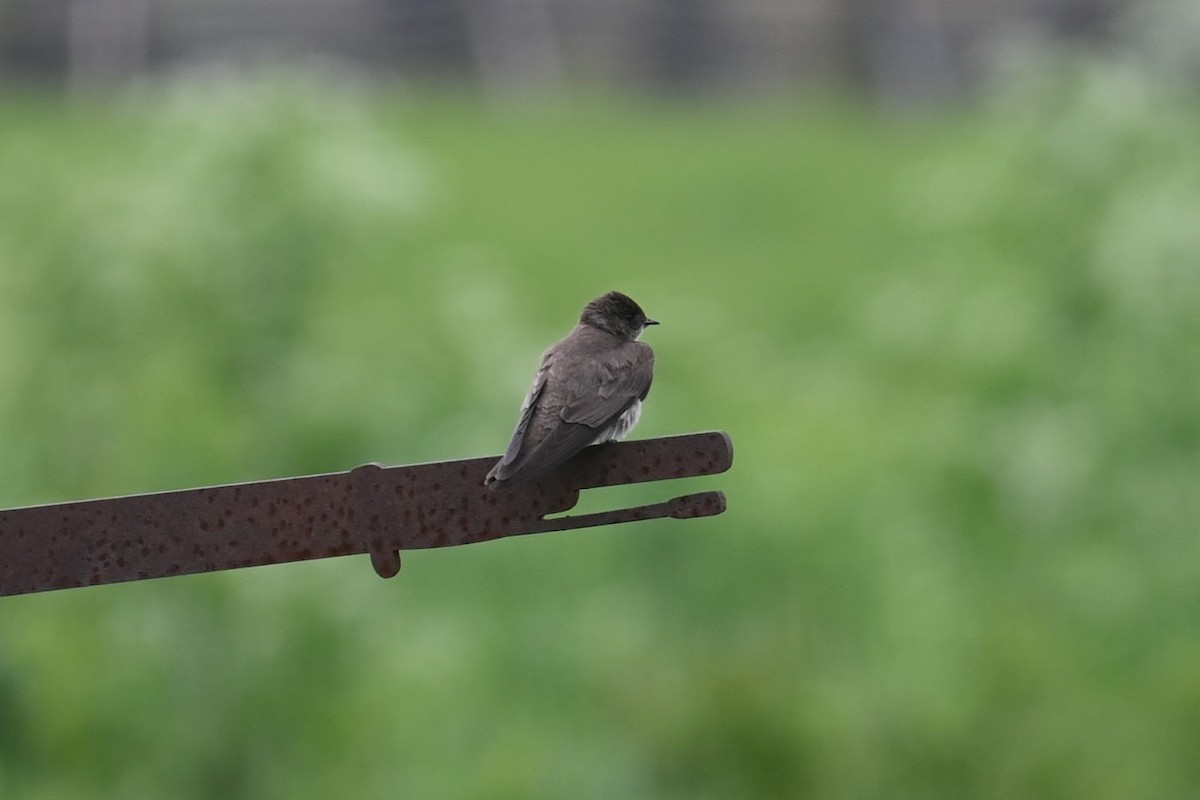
[0,431,732,597]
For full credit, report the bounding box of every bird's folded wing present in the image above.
[561,347,654,427]
[504,420,604,482]
[494,365,548,472]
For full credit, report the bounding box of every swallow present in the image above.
[485,291,658,488]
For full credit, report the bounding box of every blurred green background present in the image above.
[2,9,1200,800]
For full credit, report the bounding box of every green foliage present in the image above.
[0,50,1198,798]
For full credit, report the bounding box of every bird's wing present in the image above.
[486,361,549,481]
[496,419,601,485]
[560,342,654,427]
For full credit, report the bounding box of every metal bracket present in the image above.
[0,431,733,597]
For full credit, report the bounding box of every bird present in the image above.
[485,291,658,489]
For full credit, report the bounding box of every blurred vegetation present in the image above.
[1,26,1199,799]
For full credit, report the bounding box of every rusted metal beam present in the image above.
[0,431,732,597]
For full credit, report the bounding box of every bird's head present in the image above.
[580,291,659,340]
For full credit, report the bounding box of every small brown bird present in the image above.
[485,291,658,489]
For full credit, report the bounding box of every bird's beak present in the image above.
[645,318,660,326]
